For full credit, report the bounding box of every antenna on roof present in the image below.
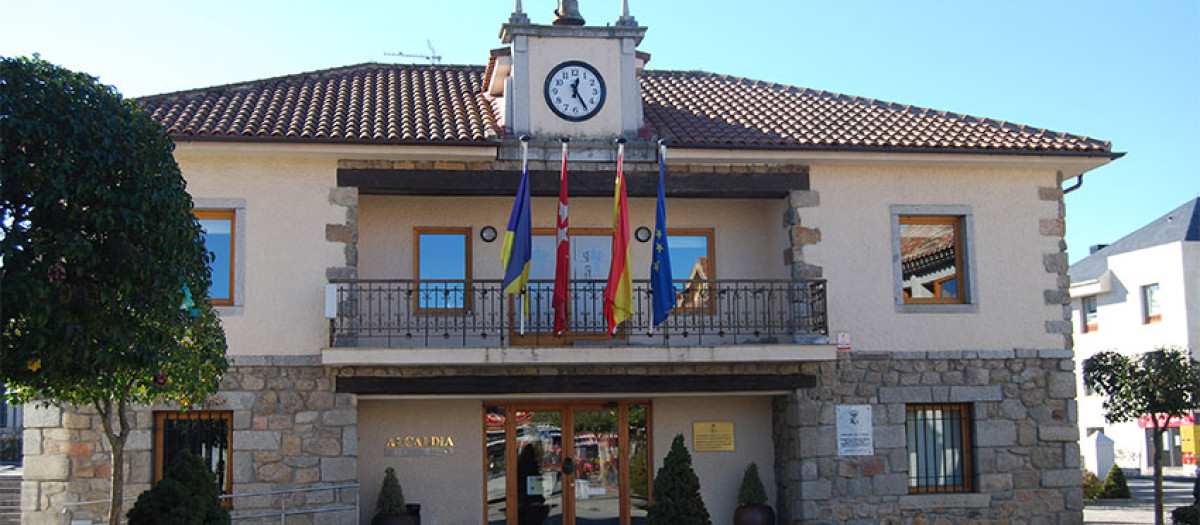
[384,39,443,63]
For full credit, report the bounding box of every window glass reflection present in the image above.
[899,218,962,303]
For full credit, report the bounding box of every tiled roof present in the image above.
[138,63,1113,156]
[640,71,1111,155]
[139,63,500,143]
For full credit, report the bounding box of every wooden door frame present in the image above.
[482,400,652,525]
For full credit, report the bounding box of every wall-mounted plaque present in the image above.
[836,405,874,456]
[693,421,735,452]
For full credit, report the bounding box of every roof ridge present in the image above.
[137,62,487,100]
[1072,197,1200,269]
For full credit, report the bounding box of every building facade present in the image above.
[1071,198,1200,477]
[22,3,1117,525]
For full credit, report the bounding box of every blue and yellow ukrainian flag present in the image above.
[501,151,532,300]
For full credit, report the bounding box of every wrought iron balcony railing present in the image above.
[327,279,827,348]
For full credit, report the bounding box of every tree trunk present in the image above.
[106,432,127,525]
[95,383,133,525]
[1154,423,1164,525]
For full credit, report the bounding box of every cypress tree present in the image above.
[647,434,711,525]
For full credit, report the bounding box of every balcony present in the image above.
[326,279,827,349]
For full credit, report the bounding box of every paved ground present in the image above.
[1085,475,1194,524]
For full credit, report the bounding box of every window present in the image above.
[898,216,965,304]
[906,403,973,493]
[1081,296,1098,333]
[154,411,232,497]
[667,229,715,311]
[1142,284,1161,324]
[414,227,472,312]
[195,210,235,306]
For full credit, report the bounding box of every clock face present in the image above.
[544,61,606,122]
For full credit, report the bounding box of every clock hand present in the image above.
[571,79,588,111]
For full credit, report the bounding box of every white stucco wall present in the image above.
[802,164,1063,351]
[357,195,790,281]
[1072,240,1197,472]
[176,149,347,356]
[357,399,484,525]
[651,396,776,525]
[525,36,626,138]
[1073,242,1190,355]
[1186,241,1200,352]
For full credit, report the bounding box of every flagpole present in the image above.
[519,136,529,335]
[651,141,668,335]
[553,137,570,338]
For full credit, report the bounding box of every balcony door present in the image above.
[485,402,651,525]
[511,229,613,344]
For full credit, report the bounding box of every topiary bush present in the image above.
[377,467,407,516]
[647,434,711,525]
[1100,464,1132,499]
[127,451,230,525]
[1171,476,1200,524]
[737,463,768,507]
[1082,469,1103,500]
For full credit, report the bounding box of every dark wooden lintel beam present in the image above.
[336,373,816,395]
[337,169,808,198]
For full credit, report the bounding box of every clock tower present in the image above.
[487,0,648,143]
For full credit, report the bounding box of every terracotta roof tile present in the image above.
[139,63,500,144]
[641,70,1110,155]
[138,63,1111,156]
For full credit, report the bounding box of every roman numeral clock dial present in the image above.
[544,60,606,122]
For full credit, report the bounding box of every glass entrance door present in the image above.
[485,402,651,525]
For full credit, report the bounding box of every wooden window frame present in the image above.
[1081,295,1099,333]
[513,228,616,344]
[1142,284,1161,324]
[413,227,473,315]
[193,210,236,306]
[906,403,973,494]
[154,410,234,502]
[899,215,966,305]
[665,228,716,314]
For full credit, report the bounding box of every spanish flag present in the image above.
[502,139,533,319]
[604,139,634,336]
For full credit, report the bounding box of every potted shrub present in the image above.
[372,467,414,525]
[733,462,774,525]
[646,434,711,525]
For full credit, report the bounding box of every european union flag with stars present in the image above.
[650,142,674,326]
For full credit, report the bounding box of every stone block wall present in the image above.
[774,349,1082,525]
[20,357,358,525]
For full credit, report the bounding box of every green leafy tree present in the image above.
[1084,347,1200,525]
[1100,464,1131,499]
[0,56,228,525]
[647,434,711,525]
[127,451,230,525]
[1081,469,1103,500]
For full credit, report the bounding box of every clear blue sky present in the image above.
[3,0,1197,263]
